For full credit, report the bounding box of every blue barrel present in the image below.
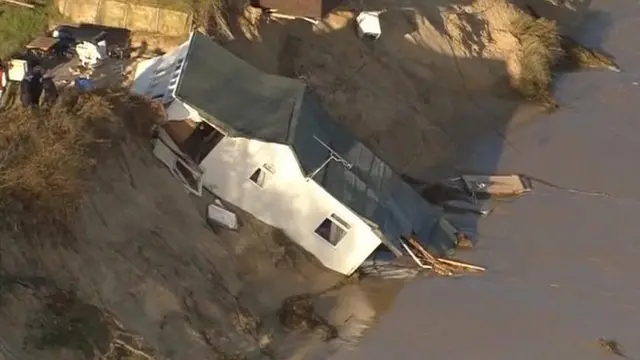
[74,77,94,92]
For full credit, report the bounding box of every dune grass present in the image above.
[0,89,160,235]
[508,12,564,108]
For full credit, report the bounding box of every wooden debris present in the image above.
[598,338,626,358]
[269,12,319,25]
[437,258,486,272]
[403,236,486,276]
[400,240,432,270]
[25,36,59,52]
[405,237,453,275]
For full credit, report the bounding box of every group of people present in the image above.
[19,61,58,108]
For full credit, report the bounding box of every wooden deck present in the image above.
[25,36,59,51]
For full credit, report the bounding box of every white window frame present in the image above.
[171,155,203,196]
[314,213,351,247]
[152,129,203,196]
[248,165,273,188]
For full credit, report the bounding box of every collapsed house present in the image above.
[131,32,459,275]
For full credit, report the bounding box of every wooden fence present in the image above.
[55,0,193,36]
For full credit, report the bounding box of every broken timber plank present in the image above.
[405,237,453,275]
[1,0,35,8]
[269,12,319,25]
[400,239,432,269]
[437,258,486,272]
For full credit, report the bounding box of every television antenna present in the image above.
[306,135,353,180]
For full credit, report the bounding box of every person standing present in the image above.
[28,65,44,108]
[19,77,32,108]
[41,74,58,107]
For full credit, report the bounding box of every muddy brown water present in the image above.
[328,0,640,359]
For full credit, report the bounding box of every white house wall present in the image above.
[199,136,382,275]
[131,38,191,102]
[166,100,203,121]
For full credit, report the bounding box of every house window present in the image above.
[175,161,198,190]
[182,121,225,164]
[169,156,202,196]
[314,214,350,246]
[249,168,267,187]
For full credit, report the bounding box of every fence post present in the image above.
[59,0,69,17]
[94,0,103,24]
[155,7,161,33]
[123,2,129,29]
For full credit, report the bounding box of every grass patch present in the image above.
[508,12,563,108]
[0,0,57,59]
[0,89,161,236]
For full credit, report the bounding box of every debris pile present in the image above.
[598,338,626,358]
[277,294,338,341]
[402,237,486,276]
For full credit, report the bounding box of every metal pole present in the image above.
[306,155,334,181]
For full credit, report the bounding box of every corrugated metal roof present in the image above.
[175,32,305,143]
[175,32,453,254]
[292,91,445,251]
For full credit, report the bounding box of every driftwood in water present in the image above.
[597,338,626,358]
[405,237,453,275]
[438,258,486,272]
[404,236,485,275]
